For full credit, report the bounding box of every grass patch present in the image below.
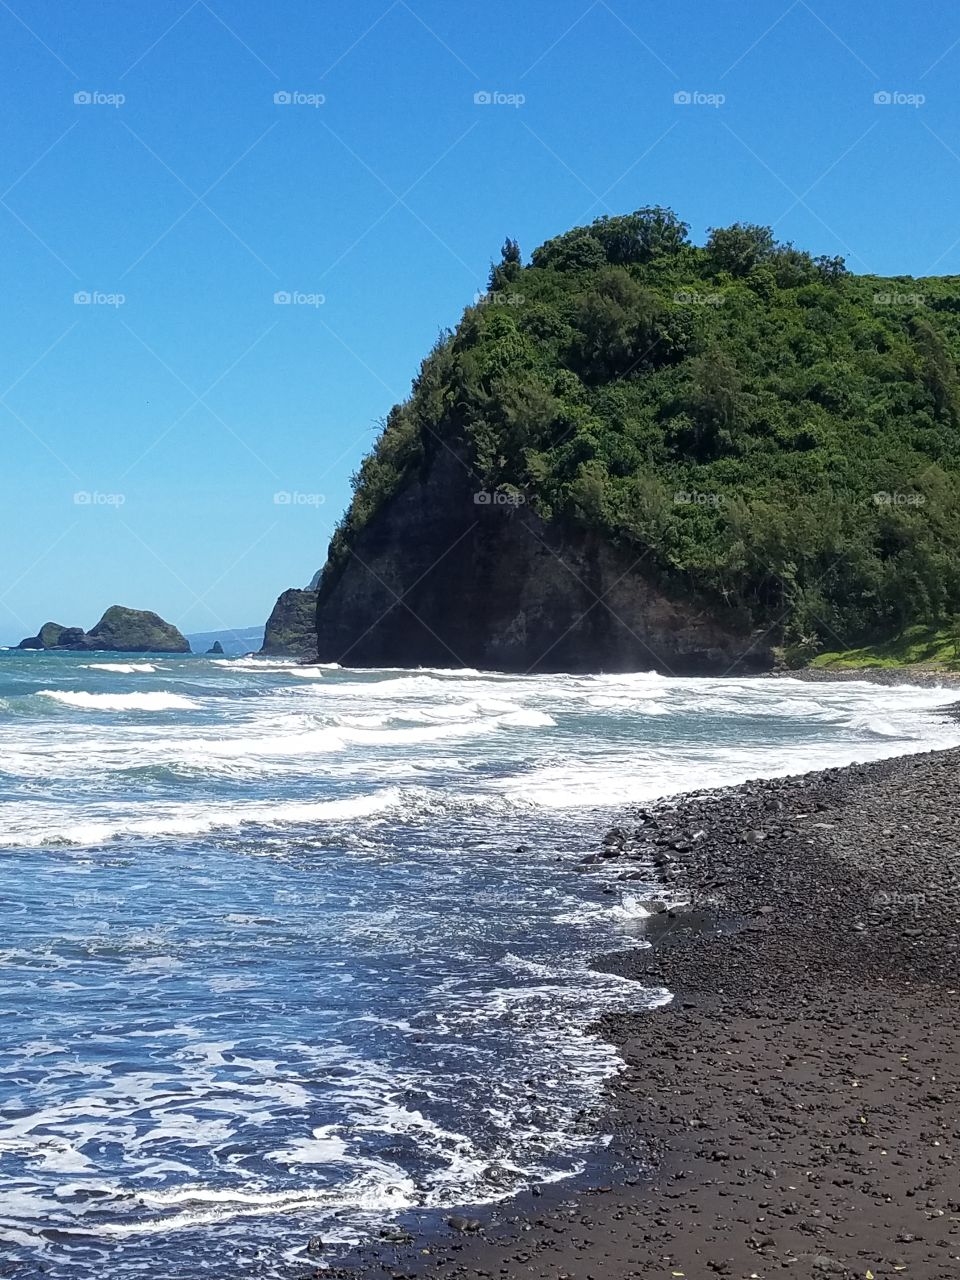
[811,625,960,670]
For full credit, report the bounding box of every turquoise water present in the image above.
[1,651,958,1278]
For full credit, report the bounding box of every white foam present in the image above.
[851,713,907,739]
[175,717,496,763]
[3,787,404,846]
[496,709,556,728]
[37,690,197,712]
[92,1171,418,1237]
[209,656,295,670]
[611,894,654,920]
[82,663,157,674]
[554,894,657,927]
[267,1127,350,1166]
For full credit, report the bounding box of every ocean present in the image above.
[1,651,958,1278]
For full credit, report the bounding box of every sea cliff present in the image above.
[314,448,766,673]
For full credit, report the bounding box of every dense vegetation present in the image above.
[329,208,960,663]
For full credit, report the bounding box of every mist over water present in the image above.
[1,651,958,1278]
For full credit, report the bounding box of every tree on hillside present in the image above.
[533,207,690,270]
[571,272,691,382]
[911,317,960,423]
[488,237,523,290]
[678,350,750,458]
[501,237,521,266]
[591,207,690,265]
[706,222,776,276]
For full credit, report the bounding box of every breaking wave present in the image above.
[37,690,198,712]
[82,662,158,674]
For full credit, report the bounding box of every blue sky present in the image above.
[2,0,958,643]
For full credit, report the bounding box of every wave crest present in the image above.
[37,691,198,712]
[82,663,157,674]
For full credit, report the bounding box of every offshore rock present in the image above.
[18,606,189,653]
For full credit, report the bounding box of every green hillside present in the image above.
[326,208,960,665]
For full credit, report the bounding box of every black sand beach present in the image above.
[327,730,960,1280]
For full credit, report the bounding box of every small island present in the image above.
[18,605,190,653]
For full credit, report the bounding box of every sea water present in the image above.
[1,651,958,1277]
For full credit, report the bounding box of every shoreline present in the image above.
[327,710,960,1279]
[771,665,960,688]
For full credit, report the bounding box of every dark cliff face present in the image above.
[261,589,319,658]
[315,452,772,675]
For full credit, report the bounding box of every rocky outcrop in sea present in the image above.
[18,606,190,653]
[260,587,319,658]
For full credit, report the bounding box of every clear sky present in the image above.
[2,0,958,643]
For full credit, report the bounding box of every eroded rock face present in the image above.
[260,589,319,658]
[18,622,71,649]
[55,627,87,648]
[313,451,773,675]
[17,607,190,653]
